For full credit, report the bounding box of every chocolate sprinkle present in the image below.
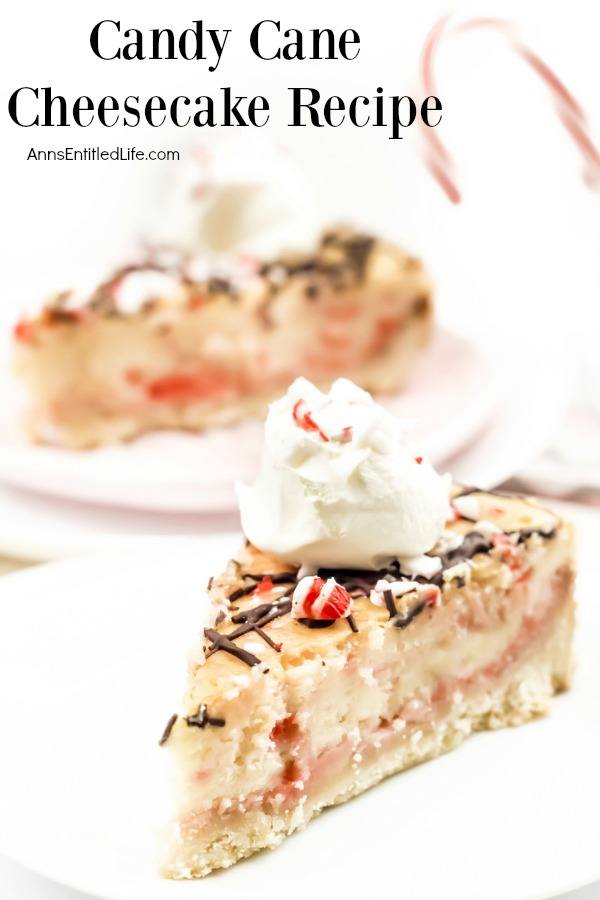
[439,532,493,571]
[380,587,428,630]
[394,599,428,630]
[227,583,259,603]
[343,234,375,276]
[203,495,559,664]
[207,277,236,297]
[158,713,178,747]
[383,588,398,619]
[346,613,359,633]
[185,703,226,730]
[204,599,293,666]
[204,627,263,668]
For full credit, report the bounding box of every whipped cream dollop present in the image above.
[237,378,451,569]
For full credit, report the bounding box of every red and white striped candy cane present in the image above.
[419,16,600,203]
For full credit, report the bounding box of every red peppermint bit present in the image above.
[490,505,505,516]
[14,320,33,343]
[516,566,533,584]
[299,576,325,616]
[269,715,298,744]
[490,531,522,571]
[415,456,423,465]
[282,760,304,785]
[319,582,352,619]
[188,292,206,310]
[340,426,353,443]
[423,586,441,608]
[147,369,231,402]
[255,576,274,595]
[237,254,261,273]
[292,576,351,620]
[125,367,143,386]
[292,399,329,441]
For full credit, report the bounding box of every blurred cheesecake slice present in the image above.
[161,488,574,878]
[12,228,432,448]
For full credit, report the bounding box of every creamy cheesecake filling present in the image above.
[14,230,431,447]
[159,402,574,881]
[24,306,419,418]
[173,553,571,832]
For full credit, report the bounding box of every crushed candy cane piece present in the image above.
[473,519,503,537]
[442,561,472,584]
[400,554,442,579]
[292,399,329,442]
[292,576,352,620]
[375,579,421,597]
[452,495,480,521]
[420,585,442,608]
[371,579,441,610]
[254,576,274,595]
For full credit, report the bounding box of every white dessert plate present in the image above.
[0,534,599,900]
[0,328,495,513]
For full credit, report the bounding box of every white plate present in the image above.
[0,482,239,562]
[0,533,598,900]
[0,328,494,513]
[0,328,570,563]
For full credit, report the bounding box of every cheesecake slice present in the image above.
[161,487,574,879]
[12,228,432,448]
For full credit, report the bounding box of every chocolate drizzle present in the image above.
[381,589,429,630]
[204,502,559,663]
[207,277,236,297]
[297,614,359,632]
[204,597,293,667]
[260,229,375,293]
[298,618,335,629]
[436,532,494,575]
[513,527,556,543]
[230,599,292,651]
[185,703,225,729]
[204,628,264,668]
[228,572,296,603]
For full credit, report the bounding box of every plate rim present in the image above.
[0,543,598,900]
[0,327,495,514]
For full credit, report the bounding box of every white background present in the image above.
[1,1,599,897]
